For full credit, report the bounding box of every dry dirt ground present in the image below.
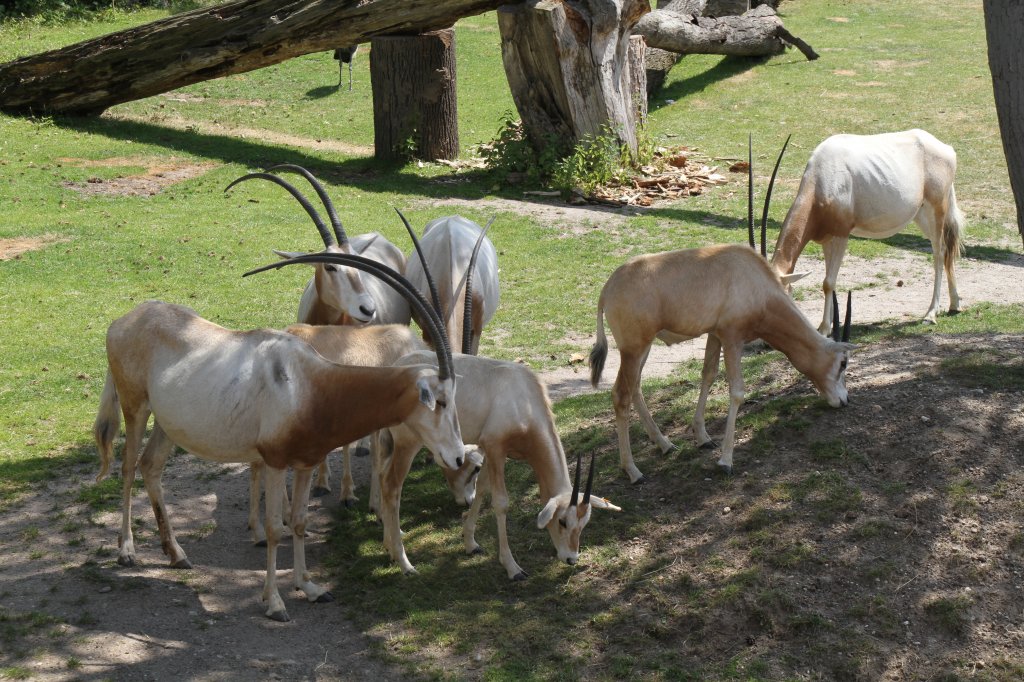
[2,200,1023,680]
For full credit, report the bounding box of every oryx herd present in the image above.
[92,128,964,621]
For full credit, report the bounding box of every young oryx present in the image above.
[769,129,965,334]
[381,351,620,580]
[589,138,855,482]
[93,254,462,622]
[227,165,410,326]
[227,165,411,497]
[400,213,499,355]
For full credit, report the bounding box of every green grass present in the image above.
[1,0,1023,679]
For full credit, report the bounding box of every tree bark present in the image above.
[635,4,817,60]
[628,36,649,125]
[0,0,505,115]
[370,30,459,161]
[983,0,1024,248]
[498,0,651,158]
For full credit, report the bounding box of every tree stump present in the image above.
[370,29,459,161]
[628,36,649,126]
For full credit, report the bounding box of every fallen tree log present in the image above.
[0,0,505,115]
[635,4,818,61]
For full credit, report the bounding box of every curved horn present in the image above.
[570,452,582,508]
[461,217,495,355]
[831,292,841,343]
[747,134,755,251]
[395,209,444,324]
[842,291,852,343]
[245,253,454,381]
[264,164,349,247]
[582,453,595,506]
[759,134,792,259]
[225,172,335,248]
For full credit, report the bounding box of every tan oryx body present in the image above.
[381,352,620,580]
[590,243,854,482]
[403,215,499,355]
[770,129,965,333]
[93,299,462,623]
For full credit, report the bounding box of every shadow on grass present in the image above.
[880,232,1024,265]
[649,55,766,114]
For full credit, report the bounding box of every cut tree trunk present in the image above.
[628,36,649,125]
[498,0,651,158]
[0,0,505,115]
[370,30,459,161]
[635,4,818,60]
[983,0,1024,247]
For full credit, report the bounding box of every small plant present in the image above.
[477,111,564,184]
[924,595,972,637]
[552,126,632,195]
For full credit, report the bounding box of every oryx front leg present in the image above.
[631,346,676,455]
[249,462,266,546]
[692,334,722,449]
[312,459,331,498]
[485,452,527,581]
[612,348,648,483]
[261,466,291,622]
[288,468,334,605]
[339,444,358,508]
[818,236,848,335]
[716,341,747,474]
[378,438,420,575]
[138,424,190,568]
[116,407,149,568]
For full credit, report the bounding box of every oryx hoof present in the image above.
[117,555,136,568]
[512,571,528,582]
[660,443,679,455]
[266,608,290,623]
[629,473,647,485]
[315,591,335,604]
[170,558,193,570]
[312,486,331,498]
[698,440,718,451]
[254,539,267,548]
[470,546,485,556]
[717,463,733,475]
[354,446,371,458]
[342,499,356,509]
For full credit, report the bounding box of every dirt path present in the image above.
[2,247,1021,681]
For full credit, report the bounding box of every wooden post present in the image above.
[370,29,459,161]
[628,36,649,126]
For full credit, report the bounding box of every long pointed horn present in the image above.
[225,172,335,248]
[747,134,755,251]
[582,453,595,506]
[842,291,852,343]
[395,209,444,325]
[462,217,495,355]
[760,133,791,259]
[264,164,349,247]
[245,253,454,381]
[831,292,841,342]
[570,452,582,508]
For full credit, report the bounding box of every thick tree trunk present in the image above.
[628,36,649,125]
[370,30,459,161]
[635,4,817,60]
[0,0,505,115]
[498,0,651,158]
[983,0,1024,248]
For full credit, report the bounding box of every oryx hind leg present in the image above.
[339,444,358,508]
[692,334,722,449]
[716,339,747,474]
[311,458,331,498]
[818,236,849,335]
[288,467,333,605]
[116,404,150,567]
[915,204,948,323]
[612,344,650,483]
[138,423,191,568]
[631,345,675,455]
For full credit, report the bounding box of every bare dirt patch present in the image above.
[60,157,218,197]
[0,234,67,260]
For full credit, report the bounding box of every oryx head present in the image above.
[536,453,620,565]
[815,291,856,408]
[440,447,484,506]
[227,165,378,324]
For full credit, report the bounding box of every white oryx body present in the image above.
[381,352,619,580]
[93,301,463,622]
[770,129,965,333]
[404,215,499,355]
[590,244,854,482]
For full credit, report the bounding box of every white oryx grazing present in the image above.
[92,254,462,622]
[380,351,620,580]
[401,213,499,355]
[769,129,965,334]
[590,245,855,482]
[226,164,411,327]
[227,165,411,497]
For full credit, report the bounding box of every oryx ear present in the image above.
[416,376,437,411]
[589,496,622,512]
[273,249,310,261]
[780,271,810,286]
[536,497,560,529]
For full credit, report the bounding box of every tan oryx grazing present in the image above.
[769,129,965,334]
[93,253,462,622]
[380,351,620,580]
[401,213,499,355]
[226,165,411,498]
[589,137,855,481]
